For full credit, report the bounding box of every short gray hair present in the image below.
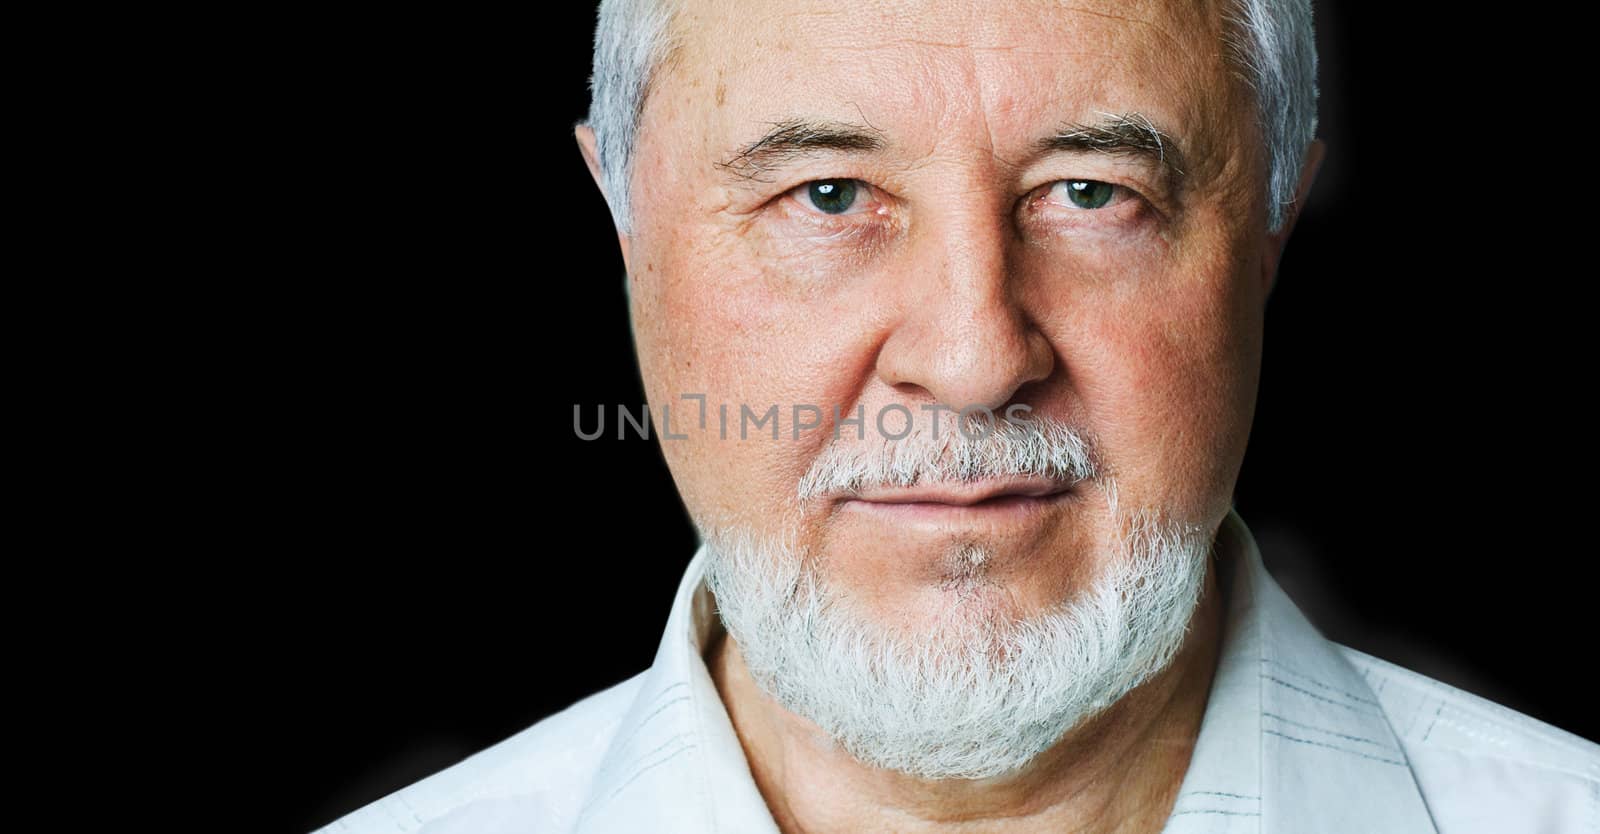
[581,0,1318,237]
[1222,0,1320,233]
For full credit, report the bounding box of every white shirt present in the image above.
[314,509,1600,833]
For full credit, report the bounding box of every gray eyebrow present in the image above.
[715,118,887,184]
[714,110,1187,185]
[1039,111,1188,180]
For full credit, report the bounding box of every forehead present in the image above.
[652,0,1250,183]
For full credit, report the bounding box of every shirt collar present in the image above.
[573,508,1438,834]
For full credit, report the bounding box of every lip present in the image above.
[839,476,1077,524]
[850,476,1073,505]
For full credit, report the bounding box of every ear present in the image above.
[1261,138,1327,298]
[574,121,635,279]
[574,121,605,195]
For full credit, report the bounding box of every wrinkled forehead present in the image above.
[649,0,1252,187]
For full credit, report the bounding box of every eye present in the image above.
[1043,179,1132,210]
[793,179,872,216]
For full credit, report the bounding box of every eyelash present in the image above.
[786,179,884,222]
[1036,180,1138,212]
[780,178,1143,226]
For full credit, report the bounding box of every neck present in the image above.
[707,553,1226,834]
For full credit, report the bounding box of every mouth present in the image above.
[838,476,1079,524]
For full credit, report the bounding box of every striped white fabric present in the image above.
[314,509,1600,833]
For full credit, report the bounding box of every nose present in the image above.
[874,212,1055,414]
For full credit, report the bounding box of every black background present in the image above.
[223,4,1595,832]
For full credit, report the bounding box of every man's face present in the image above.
[616,0,1270,642]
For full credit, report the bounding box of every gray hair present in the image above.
[580,0,1318,237]
[1222,0,1320,233]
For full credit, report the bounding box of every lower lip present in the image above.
[840,490,1074,525]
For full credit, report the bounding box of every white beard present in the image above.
[700,417,1214,781]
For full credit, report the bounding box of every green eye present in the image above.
[1062,180,1115,210]
[806,180,860,214]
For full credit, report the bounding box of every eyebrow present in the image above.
[1037,111,1188,180]
[715,110,1187,186]
[715,118,888,184]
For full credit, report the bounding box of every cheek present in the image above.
[1068,271,1261,520]
[631,234,853,530]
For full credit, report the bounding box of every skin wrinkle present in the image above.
[1057,5,1180,46]
[662,0,1250,196]
[573,0,1324,831]
[712,114,1238,238]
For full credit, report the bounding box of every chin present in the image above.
[702,504,1214,781]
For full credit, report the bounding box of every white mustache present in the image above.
[796,412,1101,505]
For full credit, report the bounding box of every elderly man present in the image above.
[315,0,1598,832]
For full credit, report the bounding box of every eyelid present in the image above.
[1041,178,1138,210]
[787,178,881,218]
[774,176,1150,229]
